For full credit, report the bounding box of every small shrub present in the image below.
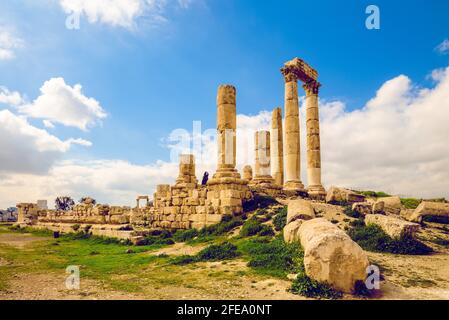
[173,229,198,242]
[240,218,263,237]
[171,255,198,266]
[343,206,360,218]
[290,274,342,299]
[243,195,278,212]
[348,224,432,255]
[401,198,421,210]
[273,207,287,231]
[71,224,80,232]
[257,225,275,237]
[197,242,239,261]
[360,191,391,198]
[197,217,244,238]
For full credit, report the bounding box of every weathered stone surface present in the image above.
[242,165,253,181]
[325,186,365,204]
[283,219,303,243]
[365,214,420,239]
[297,218,369,293]
[372,201,385,215]
[352,202,372,216]
[304,81,325,199]
[271,107,284,186]
[377,196,402,215]
[282,64,304,192]
[408,201,449,223]
[287,199,315,224]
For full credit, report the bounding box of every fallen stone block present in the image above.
[287,199,315,224]
[365,214,420,239]
[409,201,449,223]
[377,196,402,215]
[297,218,369,293]
[325,186,365,204]
[283,220,303,243]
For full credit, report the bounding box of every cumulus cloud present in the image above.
[2,67,449,208]
[59,0,194,29]
[316,66,449,198]
[0,86,25,106]
[435,39,449,55]
[0,109,92,175]
[18,77,107,131]
[0,27,23,60]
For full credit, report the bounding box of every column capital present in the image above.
[303,80,321,96]
[281,66,299,83]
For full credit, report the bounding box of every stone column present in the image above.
[271,107,284,186]
[281,67,304,191]
[213,85,240,179]
[251,131,274,185]
[304,81,326,199]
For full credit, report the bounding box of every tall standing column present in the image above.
[281,67,304,191]
[271,107,284,186]
[251,131,274,185]
[304,81,326,199]
[213,85,240,179]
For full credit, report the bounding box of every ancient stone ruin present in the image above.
[15,57,328,239]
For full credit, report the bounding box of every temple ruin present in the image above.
[15,57,328,241]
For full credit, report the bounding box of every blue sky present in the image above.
[0,0,448,206]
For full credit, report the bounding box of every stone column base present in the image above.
[283,180,305,192]
[307,185,327,200]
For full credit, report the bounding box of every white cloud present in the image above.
[0,86,25,106]
[0,27,23,60]
[19,77,107,131]
[58,0,194,29]
[316,66,449,199]
[0,109,92,175]
[2,67,449,208]
[0,159,177,208]
[435,39,449,55]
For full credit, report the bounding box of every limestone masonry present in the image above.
[15,58,329,238]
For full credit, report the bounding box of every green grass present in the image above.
[273,207,287,231]
[0,227,173,292]
[237,235,303,278]
[173,229,199,242]
[290,274,342,300]
[239,217,274,237]
[348,224,433,255]
[401,198,421,209]
[170,242,240,265]
[359,191,391,198]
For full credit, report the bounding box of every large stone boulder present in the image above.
[296,218,369,293]
[365,214,420,239]
[408,201,449,223]
[287,199,315,224]
[325,186,365,204]
[377,196,402,215]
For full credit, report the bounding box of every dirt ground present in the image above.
[1,225,449,300]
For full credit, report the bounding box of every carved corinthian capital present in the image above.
[281,66,298,83]
[303,80,321,96]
